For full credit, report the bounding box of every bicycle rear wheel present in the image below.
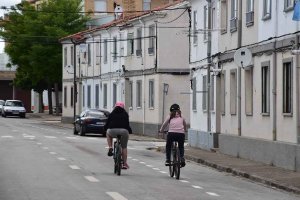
[174,148,180,179]
[116,144,122,176]
[169,146,175,177]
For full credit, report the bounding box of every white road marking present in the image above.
[132,159,138,161]
[49,152,57,155]
[159,171,167,174]
[127,147,136,150]
[23,135,35,138]
[192,185,203,189]
[146,165,153,167]
[128,156,132,159]
[1,136,13,138]
[152,168,160,170]
[45,136,57,139]
[106,192,128,200]
[84,176,99,182]
[206,192,220,197]
[69,165,80,169]
[57,157,66,161]
[180,180,189,183]
[139,162,146,164]
[12,130,18,132]
[42,147,49,150]
[87,138,98,140]
[66,137,78,139]
[37,143,42,145]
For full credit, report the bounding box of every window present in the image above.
[129,81,133,107]
[143,0,151,10]
[136,81,142,108]
[283,60,293,114]
[94,0,106,14]
[220,71,226,114]
[70,46,74,66]
[127,33,134,55]
[82,85,85,107]
[284,0,294,12]
[262,62,270,114]
[221,0,228,34]
[262,0,271,20]
[202,75,207,110]
[136,28,142,56]
[245,68,253,115]
[148,25,155,54]
[246,0,254,26]
[192,77,197,110]
[230,0,237,32]
[120,33,125,57]
[88,43,92,66]
[103,84,107,108]
[64,47,67,67]
[149,80,154,108]
[87,85,91,108]
[193,10,198,44]
[95,84,99,108]
[71,86,74,107]
[113,37,117,61]
[210,75,214,110]
[64,86,67,107]
[96,42,100,65]
[203,6,208,41]
[113,83,117,106]
[104,39,108,63]
[230,69,237,115]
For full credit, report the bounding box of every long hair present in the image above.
[169,110,181,122]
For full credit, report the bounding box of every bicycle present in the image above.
[113,135,122,176]
[169,140,181,180]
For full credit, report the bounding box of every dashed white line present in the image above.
[132,159,139,161]
[159,171,167,174]
[84,176,99,182]
[66,137,78,139]
[127,147,136,150]
[139,162,146,164]
[87,138,98,140]
[146,165,153,167]
[128,156,132,159]
[152,168,160,170]
[106,192,128,200]
[45,136,57,139]
[69,165,80,169]
[1,136,13,138]
[206,192,220,197]
[49,152,57,155]
[180,180,189,183]
[57,157,66,161]
[42,147,49,150]
[192,185,203,189]
[37,143,42,145]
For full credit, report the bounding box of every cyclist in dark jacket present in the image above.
[104,101,132,169]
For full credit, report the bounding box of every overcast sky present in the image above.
[0,0,22,53]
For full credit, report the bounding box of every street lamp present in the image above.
[162,83,169,123]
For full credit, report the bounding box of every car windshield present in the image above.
[6,101,24,107]
[87,111,105,118]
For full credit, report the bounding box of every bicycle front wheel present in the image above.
[169,147,175,177]
[174,148,180,179]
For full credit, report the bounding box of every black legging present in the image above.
[166,132,185,160]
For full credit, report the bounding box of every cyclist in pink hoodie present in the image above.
[159,104,187,167]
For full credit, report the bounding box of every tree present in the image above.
[0,0,90,114]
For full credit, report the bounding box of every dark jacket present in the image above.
[104,107,132,134]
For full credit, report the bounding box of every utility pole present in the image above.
[207,0,212,134]
[237,0,242,136]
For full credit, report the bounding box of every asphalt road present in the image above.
[0,116,299,200]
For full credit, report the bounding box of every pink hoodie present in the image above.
[160,114,187,134]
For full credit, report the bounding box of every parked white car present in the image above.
[2,100,26,118]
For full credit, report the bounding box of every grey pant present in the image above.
[107,128,129,148]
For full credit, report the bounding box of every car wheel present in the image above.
[2,113,6,118]
[20,114,26,118]
[73,127,78,135]
[79,126,86,136]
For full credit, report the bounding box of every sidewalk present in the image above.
[27,112,300,195]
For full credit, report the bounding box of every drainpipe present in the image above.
[296,34,300,143]
[139,18,146,135]
[272,0,278,141]
[237,0,242,136]
[206,0,212,134]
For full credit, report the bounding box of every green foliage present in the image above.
[0,0,89,90]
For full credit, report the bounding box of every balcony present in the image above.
[246,11,254,27]
[148,47,154,55]
[230,17,237,33]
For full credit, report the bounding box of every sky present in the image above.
[0,0,22,53]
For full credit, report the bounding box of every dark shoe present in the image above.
[107,148,113,156]
[181,157,186,167]
[165,160,171,166]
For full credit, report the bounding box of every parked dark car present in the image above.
[73,109,110,136]
[1,100,26,118]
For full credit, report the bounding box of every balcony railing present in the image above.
[230,17,237,32]
[246,11,254,27]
